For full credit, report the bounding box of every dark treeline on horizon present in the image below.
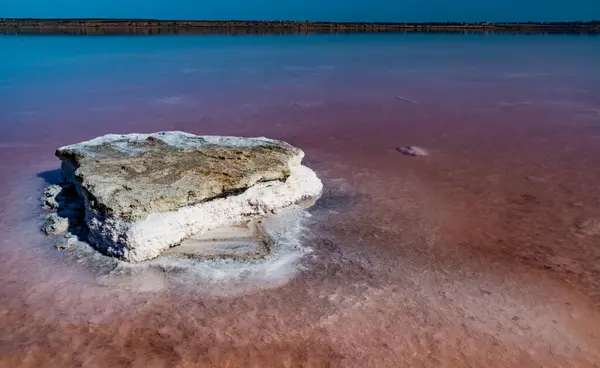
[1,18,599,35]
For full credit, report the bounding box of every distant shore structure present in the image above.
[1,19,599,35]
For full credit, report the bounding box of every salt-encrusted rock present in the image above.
[56,131,323,262]
[41,184,62,210]
[55,234,78,250]
[43,213,69,235]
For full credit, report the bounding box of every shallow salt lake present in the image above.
[1,33,600,367]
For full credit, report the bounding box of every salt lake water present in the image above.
[1,33,600,367]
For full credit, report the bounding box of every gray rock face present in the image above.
[57,132,303,221]
[54,131,323,262]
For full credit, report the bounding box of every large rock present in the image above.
[56,131,323,262]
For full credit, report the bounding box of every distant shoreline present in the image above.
[1,19,599,35]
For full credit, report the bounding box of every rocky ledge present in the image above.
[47,131,322,262]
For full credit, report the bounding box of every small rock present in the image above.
[55,234,78,250]
[42,197,59,210]
[41,184,62,210]
[42,213,69,235]
[396,146,428,157]
[43,184,62,198]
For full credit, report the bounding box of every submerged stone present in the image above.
[396,145,428,157]
[54,131,323,262]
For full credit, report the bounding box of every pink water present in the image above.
[1,34,600,367]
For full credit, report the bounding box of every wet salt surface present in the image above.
[2,34,600,367]
[97,207,316,297]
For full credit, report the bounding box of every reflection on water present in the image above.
[1,33,600,367]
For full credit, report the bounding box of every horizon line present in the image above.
[2,18,599,24]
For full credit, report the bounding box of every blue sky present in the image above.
[1,0,598,22]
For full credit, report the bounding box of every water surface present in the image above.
[1,33,600,367]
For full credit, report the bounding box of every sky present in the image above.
[1,0,598,22]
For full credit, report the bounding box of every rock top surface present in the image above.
[57,132,303,220]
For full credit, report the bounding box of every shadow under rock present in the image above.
[37,168,63,185]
